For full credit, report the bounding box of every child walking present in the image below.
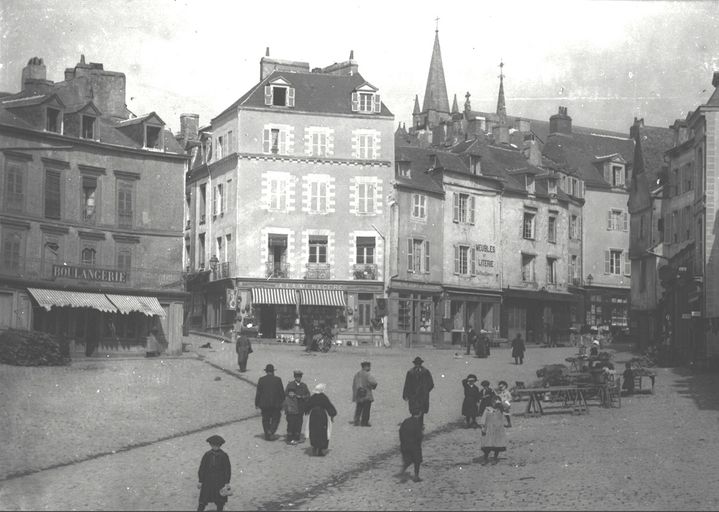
[461,374,481,428]
[197,435,231,512]
[496,380,513,427]
[479,397,508,464]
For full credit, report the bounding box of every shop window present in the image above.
[398,294,411,331]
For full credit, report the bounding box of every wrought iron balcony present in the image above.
[265,261,289,278]
[210,261,232,281]
[572,277,583,287]
[352,263,378,280]
[305,263,331,280]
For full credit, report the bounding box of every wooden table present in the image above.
[514,386,589,416]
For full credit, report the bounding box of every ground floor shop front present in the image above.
[502,288,575,345]
[0,282,185,355]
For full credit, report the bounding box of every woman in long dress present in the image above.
[479,396,507,463]
[304,383,337,456]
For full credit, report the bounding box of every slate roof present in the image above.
[215,70,392,121]
[632,123,674,184]
[395,146,445,195]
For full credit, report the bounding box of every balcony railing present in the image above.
[305,263,331,280]
[352,263,378,280]
[210,261,232,281]
[265,261,289,278]
[0,257,183,290]
[572,277,582,287]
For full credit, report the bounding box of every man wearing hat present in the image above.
[234,323,253,373]
[402,356,434,427]
[255,364,285,441]
[352,361,378,426]
[197,435,231,512]
[284,370,310,443]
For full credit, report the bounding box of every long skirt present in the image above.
[303,407,332,449]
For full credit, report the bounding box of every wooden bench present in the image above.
[514,386,589,416]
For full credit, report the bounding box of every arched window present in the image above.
[81,247,96,266]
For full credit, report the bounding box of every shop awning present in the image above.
[252,288,297,305]
[300,289,346,307]
[27,288,117,313]
[106,294,166,317]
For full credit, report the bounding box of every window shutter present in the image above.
[424,240,430,273]
[262,128,271,153]
[213,186,217,215]
[44,170,61,219]
[453,192,459,223]
[407,238,414,272]
[604,166,611,184]
[469,195,476,224]
[624,252,631,276]
[622,212,628,231]
[453,245,459,274]
[264,85,272,106]
[351,92,359,112]
[288,87,295,107]
[607,211,613,230]
[604,251,611,274]
[373,94,381,113]
[470,247,476,275]
[279,130,287,154]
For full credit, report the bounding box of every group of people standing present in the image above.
[460,376,512,462]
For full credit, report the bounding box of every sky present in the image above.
[1,0,718,135]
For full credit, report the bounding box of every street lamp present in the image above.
[586,274,593,287]
[209,254,219,272]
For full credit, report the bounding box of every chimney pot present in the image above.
[713,71,719,88]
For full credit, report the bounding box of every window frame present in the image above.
[522,211,536,240]
[521,253,535,282]
[3,159,26,213]
[1,227,25,273]
[44,168,62,220]
[308,235,328,264]
[411,193,427,220]
[46,107,62,134]
[356,237,376,265]
[548,215,557,243]
[356,181,376,215]
[117,180,134,228]
[81,115,96,140]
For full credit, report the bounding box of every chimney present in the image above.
[320,53,358,76]
[260,55,310,80]
[525,138,542,166]
[21,57,49,90]
[549,106,572,135]
[179,113,200,147]
[713,71,719,88]
[492,124,509,145]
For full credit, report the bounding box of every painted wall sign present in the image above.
[53,264,128,283]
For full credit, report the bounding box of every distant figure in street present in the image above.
[479,396,508,464]
[402,356,435,427]
[466,327,478,355]
[590,339,600,356]
[284,370,310,444]
[235,324,253,372]
[352,361,378,427]
[478,380,497,418]
[461,374,480,428]
[475,329,491,358]
[495,380,513,428]
[622,362,636,395]
[255,364,285,441]
[145,327,162,357]
[304,383,337,456]
[197,434,231,512]
[511,333,526,365]
[398,411,424,482]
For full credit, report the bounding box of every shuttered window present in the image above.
[117,181,133,228]
[44,169,61,219]
[4,161,24,212]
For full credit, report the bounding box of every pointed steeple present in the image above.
[451,94,459,114]
[496,60,507,123]
[421,28,450,117]
[413,95,421,114]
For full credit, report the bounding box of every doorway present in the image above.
[260,305,277,339]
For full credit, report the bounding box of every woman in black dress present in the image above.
[461,374,481,427]
[304,383,337,456]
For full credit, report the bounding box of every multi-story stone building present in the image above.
[0,56,187,355]
[185,50,394,346]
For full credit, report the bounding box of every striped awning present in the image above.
[252,288,297,305]
[106,294,166,318]
[27,288,117,313]
[300,289,346,307]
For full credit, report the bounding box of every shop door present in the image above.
[507,306,526,342]
[260,306,277,339]
[357,294,372,333]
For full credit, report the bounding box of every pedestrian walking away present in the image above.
[479,397,508,464]
[402,356,434,428]
[255,364,285,441]
[478,380,496,418]
[398,411,424,482]
[511,333,526,365]
[197,435,231,512]
[352,361,378,426]
[461,374,480,428]
[284,370,310,443]
[304,383,337,456]
[495,380,513,427]
[235,323,253,372]
[466,327,478,355]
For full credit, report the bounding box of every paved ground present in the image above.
[1,337,718,510]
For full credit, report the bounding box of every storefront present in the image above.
[440,288,501,347]
[502,288,573,345]
[387,281,442,348]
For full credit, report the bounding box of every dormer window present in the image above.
[81,115,96,139]
[264,78,295,108]
[351,83,381,114]
[611,164,625,187]
[470,155,481,175]
[525,175,535,194]
[145,125,161,149]
[396,161,411,178]
[46,108,62,133]
[548,179,557,195]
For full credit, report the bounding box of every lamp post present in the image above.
[209,255,219,278]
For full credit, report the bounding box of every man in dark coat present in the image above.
[235,324,253,372]
[402,356,434,427]
[197,434,231,512]
[284,370,310,443]
[398,411,424,482]
[511,333,526,364]
[466,327,479,355]
[255,364,285,440]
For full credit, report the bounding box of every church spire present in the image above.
[413,94,420,114]
[496,60,507,123]
[421,25,450,117]
[451,94,459,114]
